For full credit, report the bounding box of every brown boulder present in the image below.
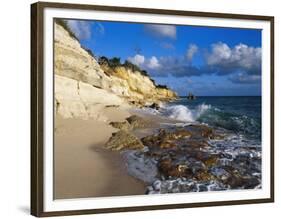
[126,115,150,129]
[185,140,209,149]
[195,170,215,181]
[158,158,193,178]
[105,130,144,151]
[141,128,191,149]
[109,120,131,131]
[187,124,214,139]
[203,155,219,167]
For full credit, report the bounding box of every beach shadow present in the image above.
[18,206,30,215]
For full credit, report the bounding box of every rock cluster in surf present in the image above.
[106,114,261,194]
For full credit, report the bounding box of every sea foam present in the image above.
[163,103,211,122]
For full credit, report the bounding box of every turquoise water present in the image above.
[162,96,261,140]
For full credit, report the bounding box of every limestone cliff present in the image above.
[54,22,177,120]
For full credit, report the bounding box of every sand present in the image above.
[54,107,146,199]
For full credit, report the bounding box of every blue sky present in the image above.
[66,19,262,96]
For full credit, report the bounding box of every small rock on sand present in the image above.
[105,130,144,151]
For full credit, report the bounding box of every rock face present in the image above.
[55,75,125,121]
[54,22,177,120]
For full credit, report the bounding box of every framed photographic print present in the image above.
[31,1,274,217]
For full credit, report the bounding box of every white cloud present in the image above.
[206,42,261,75]
[66,20,91,40]
[127,42,261,80]
[147,56,161,69]
[186,44,198,61]
[144,24,176,39]
[128,54,161,71]
[128,54,145,66]
[66,20,104,40]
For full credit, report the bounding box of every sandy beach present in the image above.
[53,20,262,198]
[54,107,145,199]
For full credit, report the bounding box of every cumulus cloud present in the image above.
[206,42,261,76]
[186,44,198,61]
[128,54,161,70]
[128,54,145,66]
[144,24,176,39]
[66,20,104,40]
[128,55,200,77]
[127,42,261,82]
[147,56,161,69]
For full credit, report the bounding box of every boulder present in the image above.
[186,124,215,139]
[158,158,193,178]
[141,128,192,149]
[126,115,150,129]
[105,130,144,151]
[109,120,131,131]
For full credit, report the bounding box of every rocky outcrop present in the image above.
[105,130,144,151]
[136,124,261,193]
[54,22,177,120]
[109,115,151,131]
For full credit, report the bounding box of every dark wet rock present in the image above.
[194,170,214,181]
[105,130,144,151]
[158,158,193,178]
[141,128,191,149]
[185,124,224,139]
[109,120,131,131]
[149,103,160,110]
[141,134,162,148]
[186,124,214,138]
[242,176,260,189]
[203,155,219,168]
[126,115,150,129]
[158,128,192,140]
[159,141,177,149]
[198,184,208,192]
[121,122,261,194]
[183,140,210,149]
[224,173,245,188]
[210,167,231,182]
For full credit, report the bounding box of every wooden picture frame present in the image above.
[31,1,274,217]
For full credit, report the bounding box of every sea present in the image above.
[123,96,262,194]
[161,96,261,142]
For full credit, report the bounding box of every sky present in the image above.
[65,19,262,96]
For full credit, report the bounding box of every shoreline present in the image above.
[54,107,146,199]
[54,100,262,198]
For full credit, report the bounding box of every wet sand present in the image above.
[54,107,146,199]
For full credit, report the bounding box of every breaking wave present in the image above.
[162,103,211,122]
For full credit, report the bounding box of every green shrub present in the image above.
[108,57,121,67]
[123,60,142,72]
[82,47,95,59]
[156,84,168,89]
[98,56,109,65]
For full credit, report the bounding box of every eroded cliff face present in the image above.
[54,22,177,120]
